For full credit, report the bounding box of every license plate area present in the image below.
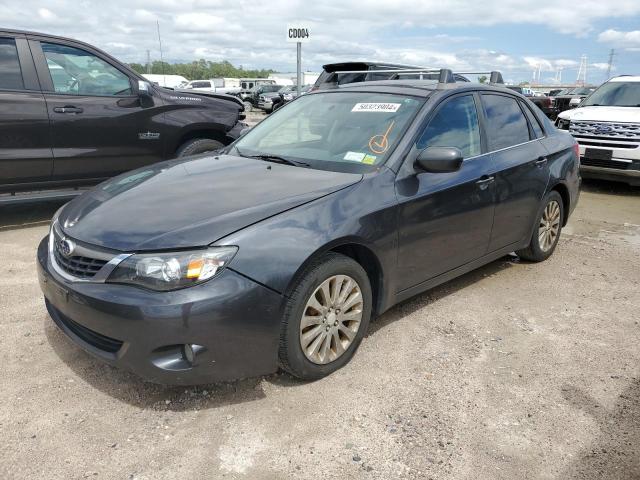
[583,148,612,161]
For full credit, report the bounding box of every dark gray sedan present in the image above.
[38,72,580,384]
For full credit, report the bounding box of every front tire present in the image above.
[279,253,372,380]
[176,138,224,157]
[516,190,564,262]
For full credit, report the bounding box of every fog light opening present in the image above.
[183,344,195,364]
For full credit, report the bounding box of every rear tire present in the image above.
[176,138,224,157]
[516,190,564,262]
[278,253,372,381]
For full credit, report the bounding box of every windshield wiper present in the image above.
[233,146,309,167]
[248,154,310,167]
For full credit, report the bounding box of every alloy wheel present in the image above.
[299,275,363,365]
[538,200,561,252]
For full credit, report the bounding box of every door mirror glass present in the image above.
[137,80,151,96]
[415,147,463,173]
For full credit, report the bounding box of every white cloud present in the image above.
[598,29,640,49]
[2,0,639,82]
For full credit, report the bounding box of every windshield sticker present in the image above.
[368,120,395,155]
[344,151,366,162]
[352,103,401,113]
[362,154,377,165]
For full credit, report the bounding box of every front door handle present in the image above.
[476,175,495,190]
[53,106,84,114]
[535,156,548,166]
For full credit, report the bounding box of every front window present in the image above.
[41,42,132,96]
[581,81,640,107]
[232,92,425,172]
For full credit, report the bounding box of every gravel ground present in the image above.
[0,179,638,480]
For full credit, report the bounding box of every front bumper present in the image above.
[226,120,249,142]
[37,237,283,385]
[257,100,273,111]
[578,145,640,186]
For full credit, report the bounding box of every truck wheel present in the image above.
[243,101,253,112]
[516,191,564,262]
[278,253,372,381]
[176,138,224,157]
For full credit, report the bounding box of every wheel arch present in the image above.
[284,238,386,318]
[172,127,229,155]
[548,181,570,226]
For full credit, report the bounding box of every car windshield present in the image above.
[581,82,640,107]
[232,91,425,172]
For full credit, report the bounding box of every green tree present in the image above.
[477,75,488,84]
[128,59,275,80]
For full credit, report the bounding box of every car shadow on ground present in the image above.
[44,254,517,408]
[0,200,67,230]
[561,377,640,479]
[580,178,640,197]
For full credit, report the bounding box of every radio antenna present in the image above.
[156,20,165,85]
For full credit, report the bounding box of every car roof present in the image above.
[610,76,640,82]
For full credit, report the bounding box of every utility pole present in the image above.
[606,48,615,80]
[146,49,151,74]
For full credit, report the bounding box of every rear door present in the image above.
[30,37,164,181]
[0,34,52,187]
[479,93,550,251]
[395,93,496,291]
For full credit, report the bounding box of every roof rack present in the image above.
[333,68,504,88]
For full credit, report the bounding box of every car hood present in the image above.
[558,106,640,123]
[58,155,362,251]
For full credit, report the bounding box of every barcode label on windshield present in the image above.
[352,103,401,113]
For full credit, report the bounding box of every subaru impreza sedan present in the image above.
[38,73,580,385]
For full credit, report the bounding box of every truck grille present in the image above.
[52,228,108,279]
[570,121,640,150]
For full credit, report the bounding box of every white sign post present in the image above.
[286,24,310,96]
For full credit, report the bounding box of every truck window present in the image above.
[41,42,132,96]
[0,38,24,90]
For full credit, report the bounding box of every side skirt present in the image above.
[394,241,524,305]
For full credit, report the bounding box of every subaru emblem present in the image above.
[59,238,75,257]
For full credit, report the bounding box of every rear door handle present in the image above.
[476,175,495,189]
[535,156,548,166]
[53,106,83,114]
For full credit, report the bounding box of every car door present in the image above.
[395,93,496,291]
[479,93,550,251]
[0,35,52,187]
[30,38,165,181]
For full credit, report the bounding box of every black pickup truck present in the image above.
[505,86,555,119]
[0,29,245,203]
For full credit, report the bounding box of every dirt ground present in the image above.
[1,179,638,480]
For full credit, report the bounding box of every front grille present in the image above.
[571,121,640,150]
[581,158,630,170]
[47,300,123,353]
[52,228,108,279]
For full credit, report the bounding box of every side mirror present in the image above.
[415,146,463,173]
[136,80,154,107]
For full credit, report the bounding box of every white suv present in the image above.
[556,76,640,186]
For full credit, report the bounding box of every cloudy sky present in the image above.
[3,0,640,84]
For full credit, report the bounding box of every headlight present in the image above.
[556,118,571,130]
[107,247,238,291]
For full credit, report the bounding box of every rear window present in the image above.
[481,94,530,150]
[0,38,24,90]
